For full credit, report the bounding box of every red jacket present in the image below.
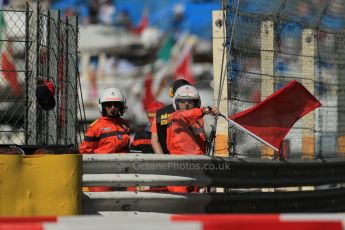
[80,116,130,154]
[166,108,206,155]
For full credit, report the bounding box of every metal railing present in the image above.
[82,154,345,214]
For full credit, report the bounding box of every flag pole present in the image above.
[218,113,279,152]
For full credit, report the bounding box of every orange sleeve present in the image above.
[79,125,98,154]
[151,116,157,134]
[171,108,203,125]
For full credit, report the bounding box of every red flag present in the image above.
[1,49,21,96]
[229,80,321,150]
[174,51,195,85]
[133,12,148,35]
[142,73,155,111]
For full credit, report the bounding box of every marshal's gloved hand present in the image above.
[202,106,219,116]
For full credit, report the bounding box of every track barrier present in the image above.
[82,154,345,213]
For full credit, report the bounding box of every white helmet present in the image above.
[173,85,200,110]
[99,87,126,117]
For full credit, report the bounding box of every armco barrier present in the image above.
[83,188,345,213]
[82,154,345,213]
[83,154,345,187]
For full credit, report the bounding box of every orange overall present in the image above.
[80,116,130,192]
[166,108,206,193]
[80,116,130,154]
[166,108,206,155]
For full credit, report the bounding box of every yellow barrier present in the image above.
[302,136,315,159]
[337,135,345,155]
[214,135,229,156]
[0,154,81,216]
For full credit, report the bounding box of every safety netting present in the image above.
[225,0,345,158]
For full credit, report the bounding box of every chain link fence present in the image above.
[0,3,85,147]
[224,0,345,159]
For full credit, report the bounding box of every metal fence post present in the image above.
[260,21,275,159]
[24,3,30,145]
[47,9,59,144]
[336,33,345,155]
[301,29,316,159]
[26,2,38,145]
[212,10,229,157]
[66,16,78,146]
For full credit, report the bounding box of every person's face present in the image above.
[104,102,121,116]
[178,99,195,111]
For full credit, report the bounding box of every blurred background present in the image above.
[0,0,220,145]
[1,0,345,159]
[48,0,219,126]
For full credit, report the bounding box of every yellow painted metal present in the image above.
[302,136,315,159]
[261,145,275,159]
[337,135,345,155]
[0,154,81,216]
[214,135,228,157]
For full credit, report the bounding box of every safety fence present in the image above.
[212,1,345,159]
[0,3,84,147]
[82,154,345,214]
